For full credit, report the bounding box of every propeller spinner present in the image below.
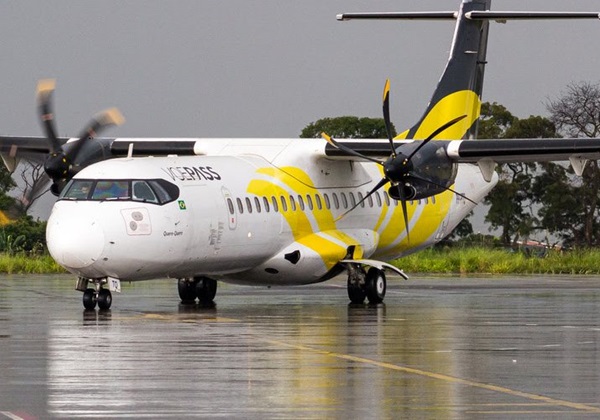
[36,79,124,195]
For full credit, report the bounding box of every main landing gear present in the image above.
[77,278,113,310]
[178,277,218,305]
[347,265,386,304]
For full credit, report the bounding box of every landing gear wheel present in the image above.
[178,278,197,304]
[83,288,97,310]
[365,268,386,304]
[347,266,367,304]
[196,277,217,304]
[97,288,112,310]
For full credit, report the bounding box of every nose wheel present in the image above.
[80,279,113,310]
[346,264,387,304]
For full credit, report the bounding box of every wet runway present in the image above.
[2,275,600,418]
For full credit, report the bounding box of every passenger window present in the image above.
[298,195,305,211]
[383,191,391,206]
[324,193,331,209]
[289,195,297,211]
[332,193,340,209]
[357,192,365,208]
[254,197,261,213]
[271,196,279,212]
[227,198,235,214]
[367,194,373,208]
[263,197,270,212]
[92,181,129,200]
[375,192,382,207]
[280,196,288,212]
[306,195,314,210]
[349,192,356,208]
[133,181,158,203]
[432,196,436,204]
[246,197,253,213]
[341,192,348,209]
[236,198,244,214]
[315,195,323,210]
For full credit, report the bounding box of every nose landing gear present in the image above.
[78,278,113,310]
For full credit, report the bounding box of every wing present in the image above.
[323,137,600,179]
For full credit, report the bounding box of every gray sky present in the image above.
[1,0,600,220]
[1,0,599,139]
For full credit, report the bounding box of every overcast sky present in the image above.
[1,1,600,219]
[1,0,599,140]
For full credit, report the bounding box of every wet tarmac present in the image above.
[2,274,600,418]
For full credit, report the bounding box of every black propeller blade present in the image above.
[36,79,124,195]
[323,79,474,243]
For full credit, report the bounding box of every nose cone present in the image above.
[47,209,105,270]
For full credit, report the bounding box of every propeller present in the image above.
[36,79,124,195]
[322,79,473,241]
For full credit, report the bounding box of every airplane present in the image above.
[1,0,600,310]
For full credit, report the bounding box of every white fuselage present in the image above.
[46,138,497,285]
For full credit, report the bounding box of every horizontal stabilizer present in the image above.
[337,12,457,21]
[466,11,600,21]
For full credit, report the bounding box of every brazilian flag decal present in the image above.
[178,200,187,210]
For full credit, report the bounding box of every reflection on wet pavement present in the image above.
[1,275,600,418]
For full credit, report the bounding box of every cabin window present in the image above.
[432,196,436,204]
[332,193,340,209]
[227,198,235,214]
[289,195,297,211]
[375,192,382,207]
[280,196,288,212]
[306,194,314,210]
[383,191,391,207]
[245,197,253,213]
[236,198,244,214]
[323,193,331,209]
[357,192,365,208]
[315,194,323,210]
[340,192,348,209]
[254,197,261,213]
[271,196,279,212]
[367,193,373,208]
[297,195,305,211]
[349,192,356,208]
[263,197,270,212]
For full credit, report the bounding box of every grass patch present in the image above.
[0,253,66,274]
[395,247,600,275]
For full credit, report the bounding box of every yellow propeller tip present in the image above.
[104,107,125,126]
[37,79,56,95]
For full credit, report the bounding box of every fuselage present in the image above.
[46,138,497,286]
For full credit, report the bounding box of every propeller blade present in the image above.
[396,184,411,243]
[407,114,467,162]
[382,79,396,158]
[36,79,62,154]
[321,132,383,165]
[335,178,389,221]
[69,107,125,162]
[410,173,478,205]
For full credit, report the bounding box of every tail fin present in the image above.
[339,0,600,141]
[405,0,491,141]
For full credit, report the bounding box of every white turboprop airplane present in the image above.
[1,0,600,310]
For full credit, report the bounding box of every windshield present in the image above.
[60,179,179,204]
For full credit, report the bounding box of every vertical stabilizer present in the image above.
[400,0,491,140]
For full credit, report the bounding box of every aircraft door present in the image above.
[221,187,237,230]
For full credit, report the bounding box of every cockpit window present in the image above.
[132,181,158,203]
[60,179,179,205]
[92,181,130,200]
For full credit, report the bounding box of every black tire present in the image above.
[196,277,217,304]
[97,289,112,310]
[347,277,366,304]
[178,278,197,304]
[83,288,97,310]
[365,268,386,304]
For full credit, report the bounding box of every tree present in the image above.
[300,116,396,139]
[480,103,559,246]
[543,81,600,247]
